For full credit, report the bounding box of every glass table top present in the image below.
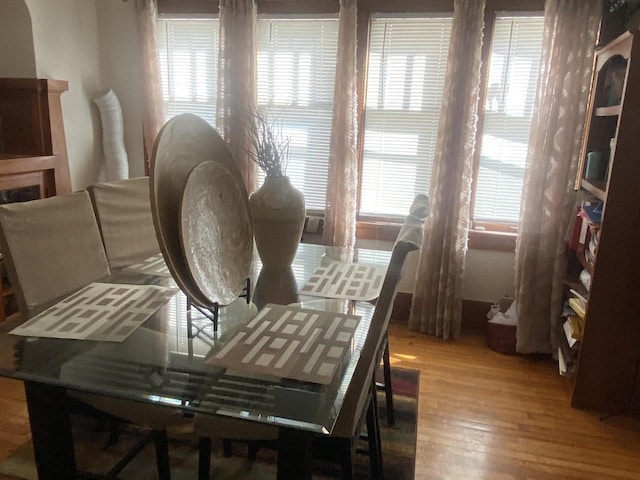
[0,243,390,435]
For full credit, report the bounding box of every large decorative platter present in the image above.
[179,161,252,305]
[149,113,252,307]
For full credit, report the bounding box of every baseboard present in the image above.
[390,293,492,334]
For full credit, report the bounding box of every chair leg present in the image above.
[248,442,260,461]
[382,338,395,426]
[107,417,121,445]
[367,382,384,480]
[340,446,354,480]
[222,438,233,457]
[198,436,212,480]
[154,429,171,480]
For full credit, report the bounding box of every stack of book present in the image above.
[559,289,587,376]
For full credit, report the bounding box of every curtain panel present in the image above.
[408,0,485,339]
[323,0,359,248]
[136,0,165,173]
[514,0,601,354]
[218,0,258,193]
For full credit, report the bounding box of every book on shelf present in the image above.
[568,296,586,319]
[580,201,603,225]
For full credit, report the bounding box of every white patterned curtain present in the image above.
[408,0,485,339]
[218,0,258,193]
[135,0,164,174]
[322,0,358,248]
[515,0,601,354]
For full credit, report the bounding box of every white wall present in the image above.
[397,249,514,302]
[0,0,36,78]
[95,0,146,178]
[24,0,104,190]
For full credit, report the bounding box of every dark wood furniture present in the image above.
[570,32,640,413]
[0,77,72,323]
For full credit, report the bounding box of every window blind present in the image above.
[360,17,452,218]
[157,18,219,126]
[474,16,544,224]
[257,18,338,211]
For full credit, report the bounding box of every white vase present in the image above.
[93,89,129,181]
[249,176,305,267]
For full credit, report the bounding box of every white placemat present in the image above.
[300,260,387,301]
[11,282,178,342]
[207,303,360,385]
[123,253,172,277]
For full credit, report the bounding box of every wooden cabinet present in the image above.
[571,32,640,413]
[0,78,72,323]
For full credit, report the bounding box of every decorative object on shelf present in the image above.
[93,89,129,181]
[246,108,305,267]
[584,151,607,181]
[609,0,640,29]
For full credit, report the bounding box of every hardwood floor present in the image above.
[1,324,639,478]
[387,323,640,480]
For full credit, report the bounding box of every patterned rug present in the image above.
[0,368,418,479]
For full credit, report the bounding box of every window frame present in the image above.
[157,0,546,250]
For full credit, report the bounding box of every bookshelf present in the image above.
[568,31,640,413]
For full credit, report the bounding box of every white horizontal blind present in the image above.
[474,16,544,224]
[360,17,452,218]
[257,18,339,211]
[157,18,219,126]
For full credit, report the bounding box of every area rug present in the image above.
[0,368,418,479]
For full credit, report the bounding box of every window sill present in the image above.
[355,221,516,252]
[468,230,516,252]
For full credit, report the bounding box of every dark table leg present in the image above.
[277,428,313,480]
[24,381,76,480]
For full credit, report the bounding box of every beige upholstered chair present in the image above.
[195,235,420,480]
[88,176,161,270]
[0,191,180,480]
[378,194,428,426]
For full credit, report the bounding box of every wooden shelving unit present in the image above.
[0,78,71,323]
[570,31,640,414]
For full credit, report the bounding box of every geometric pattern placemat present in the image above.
[300,260,387,301]
[207,303,360,385]
[122,253,171,277]
[10,282,178,342]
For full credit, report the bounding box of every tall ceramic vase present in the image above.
[250,176,305,267]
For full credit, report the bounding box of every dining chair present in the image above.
[194,236,420,480]
[377,194,428,426]
[0,190,181,480]
[88,176,161,270]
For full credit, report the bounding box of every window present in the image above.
[157,18,219,126]
[360,17,453,218]
[155,10,545,241]
[473,16,544,225]
[256,18,339,211]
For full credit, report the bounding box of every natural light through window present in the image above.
[474,16,544,224]
[360,17,453,217]
[256,18,339,211]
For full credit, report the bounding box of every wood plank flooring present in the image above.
[1,324,639,478]
[387,323,640,479]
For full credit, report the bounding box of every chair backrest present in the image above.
[332,236,419,438]
[88,177,161,269]
[0,191,110,316]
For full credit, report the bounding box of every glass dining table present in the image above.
[0,242,392,480]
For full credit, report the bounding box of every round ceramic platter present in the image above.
[179,161,252,305]
[149,113,252,308]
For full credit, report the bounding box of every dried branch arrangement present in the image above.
[245,107,290,178]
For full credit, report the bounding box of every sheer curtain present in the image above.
[136,0,164,173]
[323,0,358,248]
[514,0,601,354]
[218,0,258,193]
[408,0,485,339]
